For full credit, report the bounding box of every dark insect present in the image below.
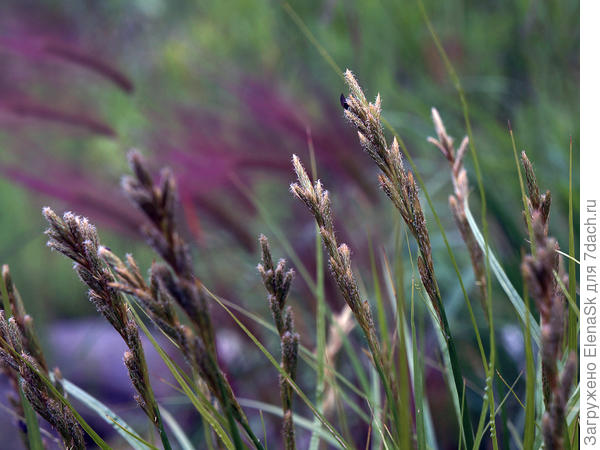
[340,93,349,110]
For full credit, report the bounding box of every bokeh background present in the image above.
[0,0,578,448]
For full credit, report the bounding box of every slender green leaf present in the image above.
[309,213,326,450]
[568,137,578,351]
[107,416,159,449]
[127,305,235,450]
[410,275,426,450]
[206,289,350,449]
[238,398,344,448]
[567,383,580,425]
[464,204,541,345]
[507,420,524,450]
[59,377,149,449]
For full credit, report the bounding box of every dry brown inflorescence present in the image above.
[257,235,298,450]
[0,265,85,449]
[520,151,576,450]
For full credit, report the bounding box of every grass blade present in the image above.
[59,376,149,449]
[237,399,344,448]
[108,417,160,449]
[309,211,326,449]
[464,203,541,345]
[567,136,578,351]
[410,271,426,450]
[205,289,350,449]
[127,304,236,450]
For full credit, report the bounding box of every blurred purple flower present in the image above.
[0,3,131,135]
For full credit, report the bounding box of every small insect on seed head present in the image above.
[340,93,349,110]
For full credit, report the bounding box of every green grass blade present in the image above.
[369,364,384,450]
[107,416,160,449]
[368,237,390,354]
[473,394,490,450]
[568,137,578,349]
[237,398,344,449]
[206,289,350,449]
[59,376,149,449]
[410,274,426,450]
[380,247,415,449]
[260,410,268,450]
[567,384,579,425]
[309,222,326,450]
[127,305,236,450]
[464,203,541,345]
[281,3,342,77]
[506,420,524,450]
[422,293,470,447]
[508,126,535,255]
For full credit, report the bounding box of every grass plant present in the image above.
[0,5,579,449]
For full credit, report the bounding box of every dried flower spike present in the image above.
[521,151,552,234]
[519,154,574,450]
[42,208,170,448]
[522,215,575,449]
[118,150,264,449]
[427,108,488,314]
[342,69,475,446]
[290,155,384,376]
[257,235,298,450]
[342,70,442,321]
[100,246,235,428]
[0,268,84,449]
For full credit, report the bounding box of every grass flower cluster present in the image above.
[0,65,578,450]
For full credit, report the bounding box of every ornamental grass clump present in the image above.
[0,67,579,449]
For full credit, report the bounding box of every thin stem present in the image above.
[154,407,172,450]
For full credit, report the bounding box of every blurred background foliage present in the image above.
[0,0,578,448]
